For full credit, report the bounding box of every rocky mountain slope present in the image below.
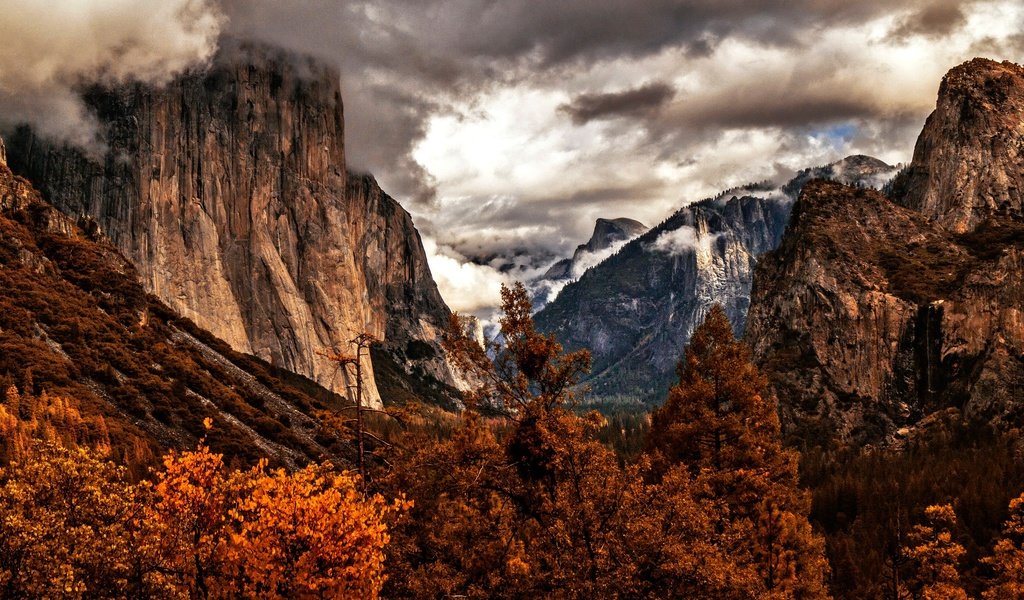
[746,59,1024,445]
[0,140,350,466]
[5,43,457,408]
[534,155,895,405]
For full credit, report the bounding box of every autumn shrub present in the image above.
[984,492,1024,598]
[0,442,166,598]
[150,440,406,599]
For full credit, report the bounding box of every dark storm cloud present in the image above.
[215,0,986,206]
[559,82,676,124]
[669,90,887,130]
[888,1,968,41]
[439,180,670,258]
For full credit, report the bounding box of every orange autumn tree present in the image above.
[224,462,403,598]
[984,492,1024,598]
[0,385,120,465]
[902,504,968,600]
[150,434,404,599]
[382,283,749,599]
[149,438,236,598]
[648,304,829,598]
[0,442,167,598]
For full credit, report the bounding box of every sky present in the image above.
[2,0,1023,317]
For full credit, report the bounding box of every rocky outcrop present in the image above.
[746,180,1024,445]
[6,44,456,407]
[891,59,1024,232]
[534,156,894,405]
[747,59,1024,445]
[577,217,647,257]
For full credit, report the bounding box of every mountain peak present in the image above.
[892,57,1024,232]
[940,57,1024,95]
[584,217,648,253]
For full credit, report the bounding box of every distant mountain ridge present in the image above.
[535,155,897,405]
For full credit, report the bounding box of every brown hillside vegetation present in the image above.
[0,157,353,468]
[377,286,829,598]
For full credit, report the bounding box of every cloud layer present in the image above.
[2,0,1024,316]
[0,0,223,149]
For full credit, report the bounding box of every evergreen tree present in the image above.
[648,304,829,598]
[383,285,753,598]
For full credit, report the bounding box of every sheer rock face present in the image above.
[746,58,1024,445]
[534,155,894,405]
[892,58,1024,232]
[746,180,1024,445]
[6,46,455,407]
[581,218,648,254]
[0,146,348,466]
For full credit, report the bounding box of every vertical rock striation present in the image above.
[6,44,456,406]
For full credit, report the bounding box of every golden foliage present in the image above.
[151,443,405,599]
[0,385,121,464]
[0,442,165,598]
[903,504,969,600]
[984,493,1024,598]
[0,435,402,599]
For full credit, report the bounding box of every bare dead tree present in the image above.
[321,333,409,489]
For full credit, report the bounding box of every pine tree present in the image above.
[647,304,829,598]
[385,285,754,598]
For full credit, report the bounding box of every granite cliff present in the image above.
[746,59,1024,445]
[6,44,457,407]
[890,59,1024,233]
[0,139,353,466]
[535,155,895,405]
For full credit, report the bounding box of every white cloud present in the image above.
[405,1,1024,318]
[422,237,511,315]
[0,0,224,149]
[650,226,720,255]
[569,239,628,279]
